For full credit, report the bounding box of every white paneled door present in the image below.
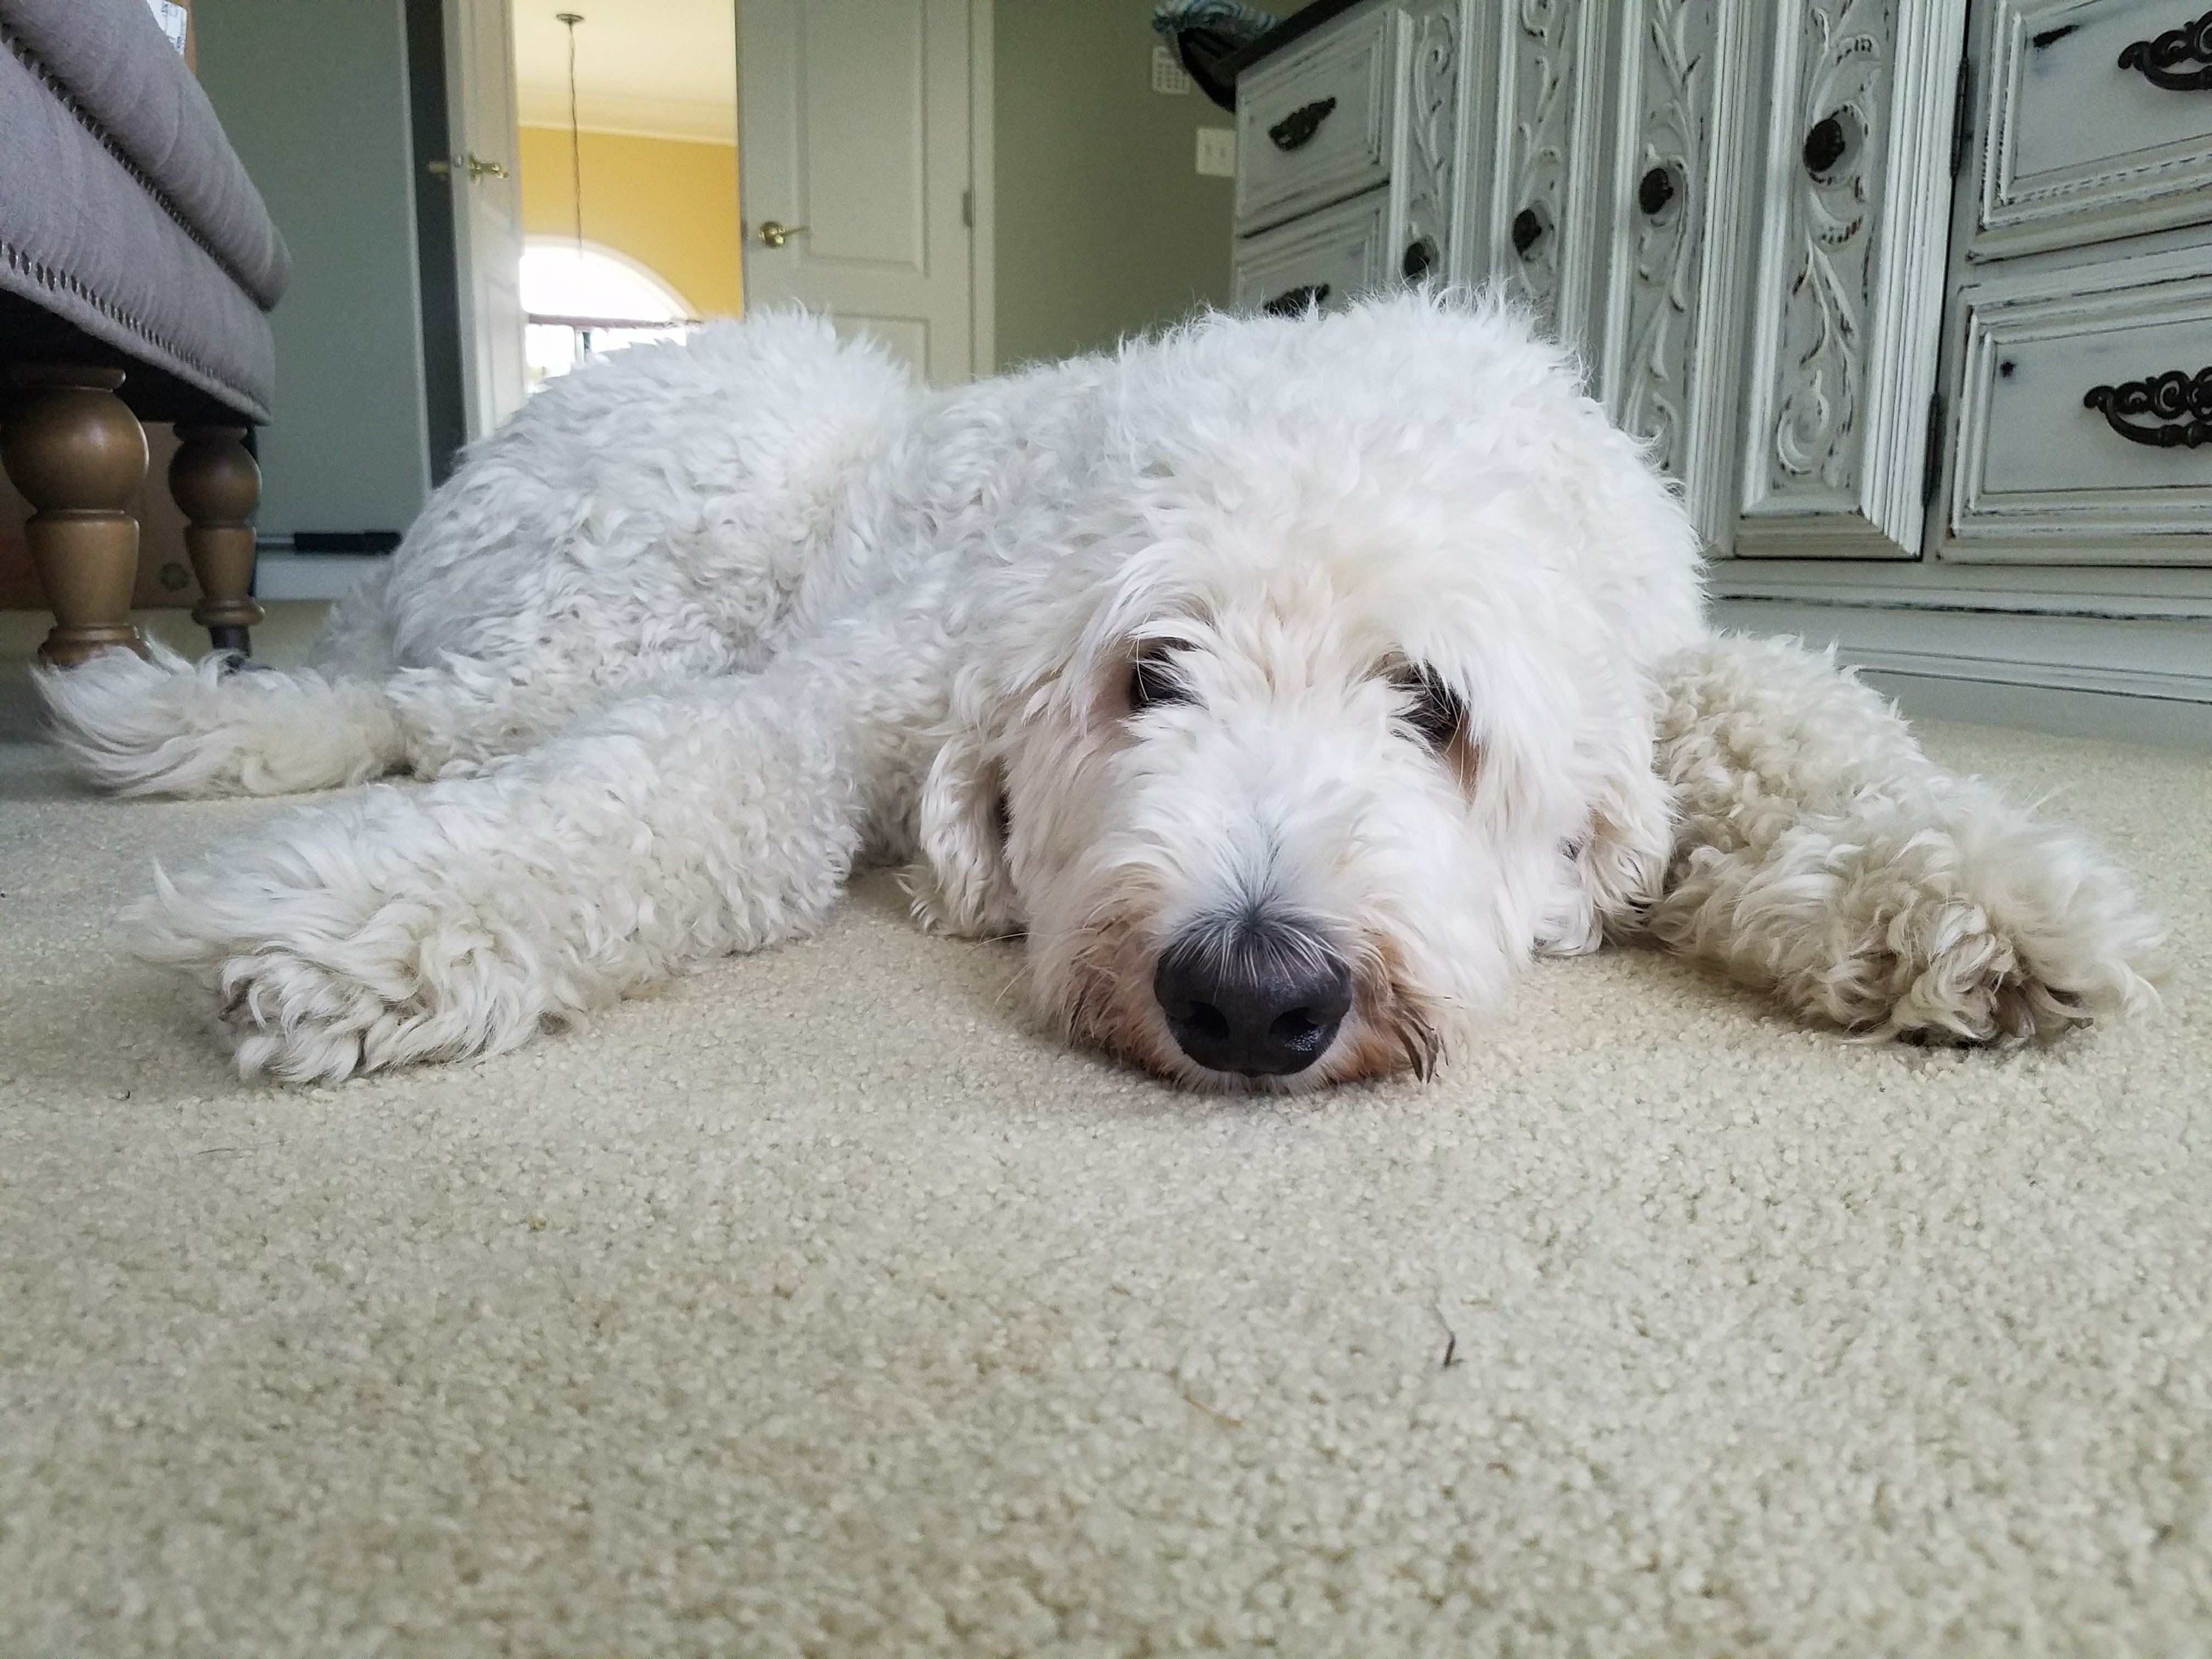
[737,0,990,384]
[443,0,528,440]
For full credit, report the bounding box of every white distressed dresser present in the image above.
[1224,0,2212,744]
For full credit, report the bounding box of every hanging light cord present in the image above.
[557,12,584,255]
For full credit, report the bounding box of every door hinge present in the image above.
[961,188,974,229]
[1949,55,1974,178]
[1922,388,1947,510]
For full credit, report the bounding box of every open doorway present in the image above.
[509,2,739,385]
[493,0,993,390]
[449,1,1239,411]
[521,239,696,381]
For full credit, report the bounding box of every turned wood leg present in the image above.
[171,424,264,658]
[1,364,149,667]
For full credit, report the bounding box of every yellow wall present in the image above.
[518,125,742,318]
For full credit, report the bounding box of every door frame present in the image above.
[403,0,469,481]
[966,0,995,377]
[440,0,528,442]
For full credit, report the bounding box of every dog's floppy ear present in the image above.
[905,725,1022,939]
[1480,644,1672,956]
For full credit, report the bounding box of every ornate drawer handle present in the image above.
[1802,110,1862,177]
[1510,206,1547,257]
[2117,10,2212,91]
[1803,116,1847,173]
[1262,283,1330,317]
[2083,367,2212,448]
[1267,97,1337,151]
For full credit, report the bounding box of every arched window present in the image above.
[522,237,696,386]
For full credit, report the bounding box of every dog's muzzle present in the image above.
[1153,923,1352,1077]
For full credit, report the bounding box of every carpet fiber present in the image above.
[3,630,2208,1656]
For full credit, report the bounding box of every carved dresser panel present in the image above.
[1229,0,2211,571]
[1587,0,1762,549]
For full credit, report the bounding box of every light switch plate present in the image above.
[1195,127,1237,178]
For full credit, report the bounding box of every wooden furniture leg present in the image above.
[1,364,149,667]
[171,424,264,657]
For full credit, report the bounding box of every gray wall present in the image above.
[994,2,1235,369]
[194,0,432,537]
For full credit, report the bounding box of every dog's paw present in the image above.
[1790,804,2166,1046]
[897,859,960,936]
[897,859,1021,943]
[1655,786,2166,1047]
[1829,894,2113,1046]
[211,933,454,1085]
[133,839,582,1085]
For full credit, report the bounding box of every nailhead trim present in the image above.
[3,235,264,419]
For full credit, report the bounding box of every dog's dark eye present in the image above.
[1396,665,1465,749]
[1129,645,1190,713]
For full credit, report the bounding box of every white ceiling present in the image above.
[511,0,737,144]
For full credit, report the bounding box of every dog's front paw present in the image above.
[1788,802,2165,1046]
[1832,892,2101,1045]
[208,926,449,1084]
[897,858,1020,942]
[133,827,580,1084]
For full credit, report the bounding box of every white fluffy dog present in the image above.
[36,293,2163,1088]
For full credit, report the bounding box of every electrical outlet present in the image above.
[1195,127,1237,178]
[1151,44,1193,95]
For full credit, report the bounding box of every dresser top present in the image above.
[1215,0,1376,91]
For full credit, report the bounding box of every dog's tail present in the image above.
[32,637,406,798]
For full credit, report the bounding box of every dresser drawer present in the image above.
[1231,189,1392,317]
[1972,1,2212,258]
[1234,8,1407,234]
[1944,259,2212,560]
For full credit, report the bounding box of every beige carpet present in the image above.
[3,619,2208,1657]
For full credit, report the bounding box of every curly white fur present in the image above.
[1650,634,2164,1042]
[35,637,403,796]
[34,295,2163,1087]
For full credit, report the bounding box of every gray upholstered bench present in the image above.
[1,0,290,664]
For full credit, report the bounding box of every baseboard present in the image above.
[1852,671,2212,751]
[1711,594,2212,752]
[253,552,390,602]
[1710,560,2212,618]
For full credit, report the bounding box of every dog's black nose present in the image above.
[1153,932,1353,1077]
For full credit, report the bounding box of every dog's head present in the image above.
[913,296,1696,1091]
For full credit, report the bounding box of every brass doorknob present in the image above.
[427,153,509,182]
[758,219,808,248]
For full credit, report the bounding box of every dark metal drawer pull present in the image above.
[2117,10,2212,91]
[1267,97,1338,151]
[2083,367,2212,448]
[1803,115,1848,173]
[1262,284,1330,317]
